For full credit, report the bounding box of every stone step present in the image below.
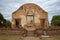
[24,37,40,40]
[27,31,35,36]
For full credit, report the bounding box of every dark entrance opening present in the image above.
[40,19,45,28]
[15,19,20,28]
[40,19,47,35]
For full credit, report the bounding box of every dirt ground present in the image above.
[0,35,60,40]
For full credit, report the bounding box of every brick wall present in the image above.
[0,26,60,36]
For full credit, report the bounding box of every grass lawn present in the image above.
[40,35,60,40]
[0,35,60,40]
[0,35,24,40]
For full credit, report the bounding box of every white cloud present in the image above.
[43,0,59,6]
[25,0,46,3]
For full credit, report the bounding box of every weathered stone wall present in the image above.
[0,26,60,36]
[12,3,48,29]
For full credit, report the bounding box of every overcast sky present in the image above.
[0,0,60,23]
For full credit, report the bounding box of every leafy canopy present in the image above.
[51,15,60,26]
[0,12,11,28]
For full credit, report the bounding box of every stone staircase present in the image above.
[24,37,40,40]
[27,30,35,36]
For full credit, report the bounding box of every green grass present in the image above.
[52,35,60,40]
[0,35,24,40]
[0,35,60,40]
[40,35,60,40]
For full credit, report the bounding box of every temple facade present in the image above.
[12,3,48,31]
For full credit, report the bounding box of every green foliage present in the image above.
[0,12,11,28]
[51,15,60,26]
[0,13,4,26]
[5,20,11,27]
[0,13,4,20]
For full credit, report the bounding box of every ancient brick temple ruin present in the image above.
[12,3,48,36]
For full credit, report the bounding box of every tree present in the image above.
[0,13,4,26]
[5,20,11,28]
[0,13,11,28]
[51,15,60,26]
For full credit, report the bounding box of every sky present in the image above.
[0,0,60,23]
